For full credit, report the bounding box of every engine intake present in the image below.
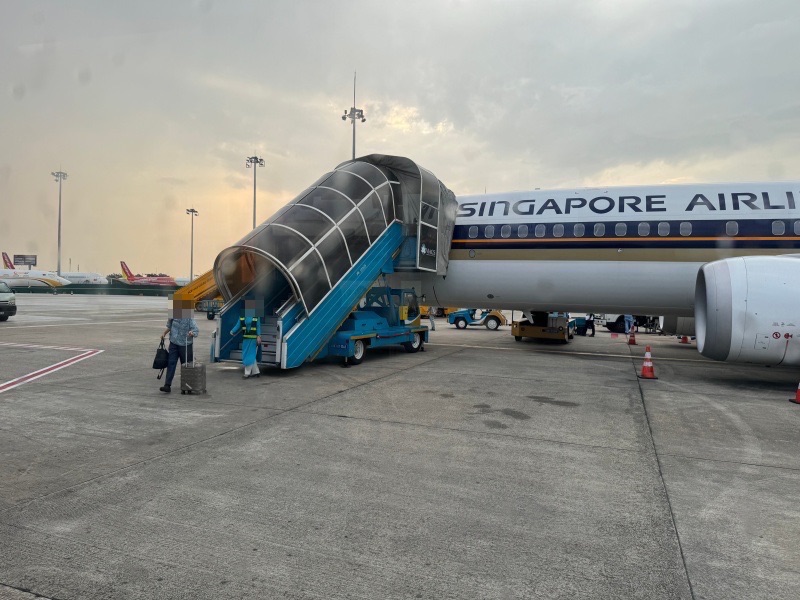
[695,256,800,365]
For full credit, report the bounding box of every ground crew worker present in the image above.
[586,313,595,337]
[624,314,635,334]
[230,299,261,378]
[428,306,436,331]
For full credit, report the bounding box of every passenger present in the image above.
[230,299,262,379]
[624,314,635,334]
[586,313,595,337]
[159,299,199,393]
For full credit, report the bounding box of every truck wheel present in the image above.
[455,318,467,329]
[206,312,215,320]
[349,339,366,365]
[403,332,422,353]
[514,336,522,342]
[0,316,7,322]
[485,316,501,330]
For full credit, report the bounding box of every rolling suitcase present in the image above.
[180,341,206,395]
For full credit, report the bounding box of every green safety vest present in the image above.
[240,316,259,339]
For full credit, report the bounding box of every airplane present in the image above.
[0,253,72,288]
[410,181,800,367]
[3,252,107,285]
[119,261,180,287]
[61,271,109,285]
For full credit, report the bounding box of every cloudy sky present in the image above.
[1,0,798,277]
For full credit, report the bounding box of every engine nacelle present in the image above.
[695,256,800,365]
[660,316,695,336]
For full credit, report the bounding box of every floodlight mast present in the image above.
[342,71,366,160]
[186,208,199,282]
[51,170,68,276]
[245,154,265,230]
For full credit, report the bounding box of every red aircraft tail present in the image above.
[120,261,136,281]
[2,252,14,269]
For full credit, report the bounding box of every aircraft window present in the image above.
[535,224,546,238]
[680,222,692,236]
[615,223,627,236]
[553,224,564,238]
[726,221,738,236]
[772,220,786,235]
[638,222,650,236]
[468,226,478,239]
[501,224,511,238]
[518,224,529,238]
[593,223,605,237]
[485,225,495,238]
[658,222,670,236]
[573,223,585,237]
[795,220,800,235]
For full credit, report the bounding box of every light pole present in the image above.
[186,208,199,281]
[51,170,68,276]
[342,71,366,160]
[245,154,265,230]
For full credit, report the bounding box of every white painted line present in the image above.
[2,318,165,329]
[0,343,104,394]
[426,342,710,363]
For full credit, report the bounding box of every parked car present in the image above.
[0,281,17,321]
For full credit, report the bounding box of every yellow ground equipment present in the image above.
[512,312,576,343]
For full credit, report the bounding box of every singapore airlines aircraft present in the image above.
[416,181,800,366]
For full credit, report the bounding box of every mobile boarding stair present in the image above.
[211,154,457,369]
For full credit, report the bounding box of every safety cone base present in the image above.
[638,374,658,380]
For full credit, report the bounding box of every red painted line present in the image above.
[0,348,103,394]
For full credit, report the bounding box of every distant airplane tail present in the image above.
[2,252,13,269]
[120,261,135,280]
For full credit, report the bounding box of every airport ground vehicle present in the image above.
[420,306,457,318]
[195,298,222,320]
[0,281,17,321]
[448,308,507,330]
[512,312,575,343]
[597,314,659,333]
[326,286,429,365]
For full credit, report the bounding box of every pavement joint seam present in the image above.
[656,451,800,473]
[0,347,458,516]
[630,345,697,600]
[0,581,64,600]
[294,408,646,455]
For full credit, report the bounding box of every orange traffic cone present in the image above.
[628,328,637,345]
[638,346,658,379]
[679,335,690,344]
[790,382,800,404]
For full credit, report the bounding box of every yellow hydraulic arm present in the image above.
[173,269,220,308]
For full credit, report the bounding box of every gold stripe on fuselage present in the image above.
[448,247,799,262]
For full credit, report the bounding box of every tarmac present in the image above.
[0,295,798,600]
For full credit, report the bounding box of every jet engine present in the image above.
[695,256,800,365]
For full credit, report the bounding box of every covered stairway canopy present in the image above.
[213,155,457,316]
